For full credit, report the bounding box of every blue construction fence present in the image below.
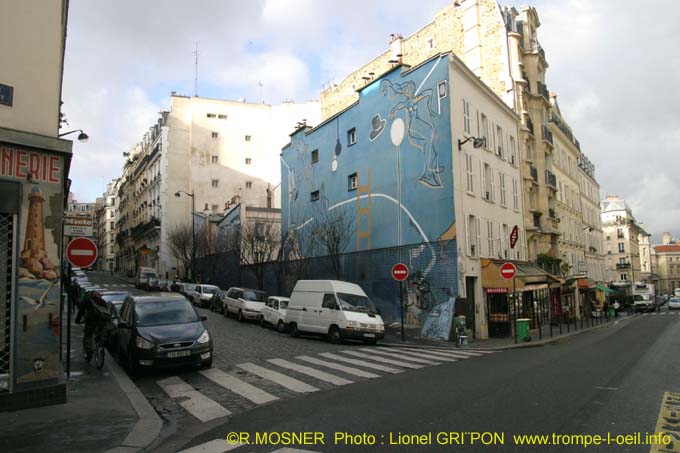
[196,239,459,340]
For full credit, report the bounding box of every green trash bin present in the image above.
[609,308,615,318]
[516,318,531,342]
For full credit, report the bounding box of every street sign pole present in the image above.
[392,263,409,342]
[513,276,517,344]
[400,281,405,342]
[66,261,72,378]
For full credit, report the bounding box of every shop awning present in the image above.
[578,278,596,289]
[595,284,614,294]
[481,259,563,292]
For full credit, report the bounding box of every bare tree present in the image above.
[167,224,193,279]
[309,204,355,279]
[238,220,281,290]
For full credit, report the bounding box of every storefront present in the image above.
[0,128,72,410]
[481,259,562,339]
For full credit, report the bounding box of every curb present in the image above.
[380,314,638,352]
[105,352,162,453]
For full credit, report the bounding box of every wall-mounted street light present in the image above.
[175,190,196,281]
[59,129,89,143]
[458,136,486,151]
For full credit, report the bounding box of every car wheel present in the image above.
[328,325,342,344]
[289,323,299,337]
[238,310,244,322]
[277,320,286,333]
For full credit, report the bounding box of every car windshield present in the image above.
[243,290,267,302]
[204,286,218,294]
[184,284,196,291]
[135,299,199,327]
[279,300,288,309]
[142,272,156,278]
[337,292,376,313]
[102,293,128,302]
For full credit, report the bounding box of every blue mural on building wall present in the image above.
[280,54,459,338]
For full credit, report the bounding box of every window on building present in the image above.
[509,135,516,165]
[245,181,252,189]
[311,149,319,163]
[499,172,507,207]
[465,153,474,193]
[480,114,489,149]
[620,273,628,281]
[348,173,358,191]
[495,125,504,158]
[211,132,219,139]
[218,114,227,119]
[245,158,252,165]
[618,242,625,253]
[482,163,494,201]
[245,135,252,142]
[211,155,219,163]
[206,113,216,118]
[347,128,357,145]
[512,179,519,210]
[212,204,218,212]
[311,190,320,202]
[437,81,447,99]
[502,224,509,259]
[617,228,624,238]
[487,220,495,257]
[463,99,471,135]
[466,214,480,257]
[211,179,219,188]
[255,222,265,239]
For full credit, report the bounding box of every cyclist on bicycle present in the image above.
[75,292,109,361]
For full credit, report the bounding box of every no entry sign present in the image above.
[500,262,517,280]
[66,237,98,268]
[392,263,409,281]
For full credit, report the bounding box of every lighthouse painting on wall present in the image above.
[12,151,66,387]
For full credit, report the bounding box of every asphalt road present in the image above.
[86,272,680,453]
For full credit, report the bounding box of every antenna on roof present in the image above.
[193,42,200,97]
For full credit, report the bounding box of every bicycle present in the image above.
[83,329,106,370]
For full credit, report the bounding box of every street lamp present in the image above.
[175,190,195,281]
[59,129,89,143]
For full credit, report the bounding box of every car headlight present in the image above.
[197,330,210,344]
[347,321,357,328]
[135,336,155,349]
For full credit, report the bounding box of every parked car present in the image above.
[669,297,680,311]
[157,279,171,292]
[135,267,158,289]
[116,293,212,375]
[90,290,129,351]
[284,280,385,344]
[210,290,227,314]
[223,287,268,321]
[261,296,289,332]
[179,283,197,299]
[145,276,161,292]
[192,284,220,308]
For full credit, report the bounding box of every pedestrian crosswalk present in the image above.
[157,346,496,426]
[643,311,680,316]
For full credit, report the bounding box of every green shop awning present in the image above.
[595,284,614,294]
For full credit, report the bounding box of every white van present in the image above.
[284,280,385,344]
[135,267,158,289]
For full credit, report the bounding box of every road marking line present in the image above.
[319,352,402,374]
[376,347,458,362]
[297,355,380,378]
[363,348,442,364]
[340,350,422,369]
[268,358,353,385]
[394,346,476,359]
[237,363,319,393]
[594,386,618,391]
[200,368,278,404]
[652,312,658,315]
[650,391,680,452]
[157,376,230,422]
[177,439,243,453]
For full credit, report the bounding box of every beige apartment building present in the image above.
[318,0,602,270]
[652,233,680,294]
[600,195,645,290]
[578,155,605,283]
[114,94,319,278]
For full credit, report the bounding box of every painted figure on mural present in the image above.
[380,79,443,188]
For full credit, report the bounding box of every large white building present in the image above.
[600,195,645,289]
[115,94,319,278]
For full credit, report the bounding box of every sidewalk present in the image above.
[0,307,161,453]
[382,312,635,351]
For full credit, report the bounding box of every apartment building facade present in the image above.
[651,233,680,294]
[114,95,319,278]
[600,195,644,289]
[578,154,605,283]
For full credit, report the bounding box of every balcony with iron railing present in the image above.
[542,125,553,145]
[537,81,549,102]
[616,262,631,270]
[526,116,535,136]
[530,166,538,183]
[548,208,556,219]
[533,212,541,228]
[545,169,557,189]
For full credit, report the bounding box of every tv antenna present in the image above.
[193,42,200,97]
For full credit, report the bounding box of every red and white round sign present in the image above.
[66,237,98,268]
[391,263,409,282]
[500,262,517,280]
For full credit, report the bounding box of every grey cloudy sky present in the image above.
[62,0,680,243]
